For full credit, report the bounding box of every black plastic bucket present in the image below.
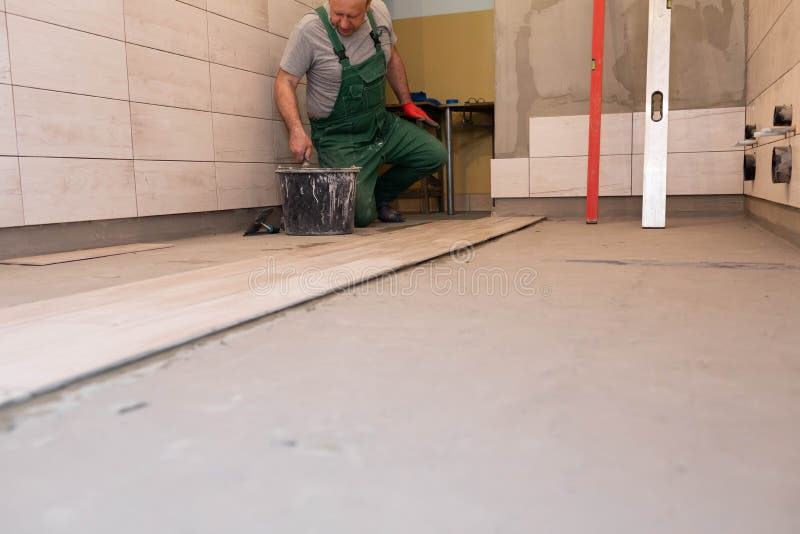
[276,166,359,235]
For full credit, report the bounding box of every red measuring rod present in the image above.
[586,0,606,224]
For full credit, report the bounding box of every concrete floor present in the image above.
[1,214,799,533]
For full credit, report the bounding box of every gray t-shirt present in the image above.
[280,0,396,119]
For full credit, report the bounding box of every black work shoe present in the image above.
[377,201,405,223]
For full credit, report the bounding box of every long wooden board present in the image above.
[1,243,175,266]
[0,217,542,407]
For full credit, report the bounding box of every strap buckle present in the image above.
[370,31,381,47]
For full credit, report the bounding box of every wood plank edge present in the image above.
[0,217,545,408]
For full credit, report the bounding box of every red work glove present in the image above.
[402,103,439,128]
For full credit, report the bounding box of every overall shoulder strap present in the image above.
[366,10,382,51]
[315,6,349,64]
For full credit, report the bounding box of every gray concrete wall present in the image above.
[495,0,746,158]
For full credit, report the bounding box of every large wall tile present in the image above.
[14,87,132,158]
[0,84,16,155]
[747,0,792,60]
[215,162,278,209]
[268,0,309,38]
[747,0,791,52]
[213,114,273,162]
[633,107,745,154]
[632,152,744,196]
[20,158,137,224]
[745,137,800,209]
[7,15,128,100]
[127,44,211,111]
[490,158,528,198]
[208,13,283,75]
[134,160,217,216]
[5,0,125,40]
[530,113,632,158]
[745,62,799,141]
[207,0,269,31]
[210,64,271,118]
[273,119,291,162]
[131,103,213,161]
[530,155,631,197]
[0,13,11,83]
[747,0,800,102]
[0,156,23,227]
[124,0,209,61]
[181,0,207,8]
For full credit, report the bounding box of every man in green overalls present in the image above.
[275,0,446,226]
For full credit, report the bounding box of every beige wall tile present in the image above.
[20,157,137,224]
[124,0,209,61]
[632,152,745,196]
[490,158,528,198]
[746,62,798,139]
[468,193,492,212]
[747,0,792,60]
[266,32,287,77]
[5,0,125,40]
[268,0,309,38]
[14,87,132,158]
[216,162,279,209]
[0,13,11,83]
[210,64,271,118]
[0,156,23,227]
[667,108,745,153]
[131,103,213,161]
[213,114,274,162]
[127,44,211,111]
[207,0,269,30]
[134,160,217,216]
[633,107,745,154]
[745,137,799,209]
[181,0,206,8]
[530,113,632,158]
[453,193,468,212]
[747,0,800,102]
[208,13,284,75]
[530,155,631,197]
[0,84,16,155]
[273,119,290,162]
[7,15,128,100]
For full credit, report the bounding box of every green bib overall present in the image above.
[310,7,447,227]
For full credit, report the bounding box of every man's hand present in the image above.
[289,126,313,163]
[402,102,439,128]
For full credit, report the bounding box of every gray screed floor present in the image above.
[1,214,799,534]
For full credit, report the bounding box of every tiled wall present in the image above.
[494,0,746,160]
[491,108,745,199]
[0,0,319,229]
[744,0,800,209]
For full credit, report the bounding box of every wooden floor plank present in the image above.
[0,217,542,407]
[1,243,175,266]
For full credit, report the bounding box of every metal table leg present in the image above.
[444,107,454,215]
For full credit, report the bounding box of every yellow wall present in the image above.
[389,10,495,198]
